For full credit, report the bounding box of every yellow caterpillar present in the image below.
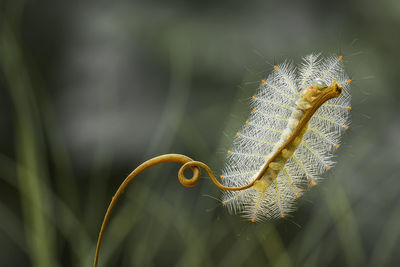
[221,54,351,222]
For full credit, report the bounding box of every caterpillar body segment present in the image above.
[221,54,350,221]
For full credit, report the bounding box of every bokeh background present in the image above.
[1,0,399,266]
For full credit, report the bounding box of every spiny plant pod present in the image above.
[221,54,351,222]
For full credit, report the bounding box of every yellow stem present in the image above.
[93,154,255,267]
[93,80,344,267]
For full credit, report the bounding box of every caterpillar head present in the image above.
[313,78,327,90]
[303,78,343,107]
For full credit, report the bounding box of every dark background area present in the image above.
[1,0,400,266]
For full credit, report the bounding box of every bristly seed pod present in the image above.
[221,54,351,222]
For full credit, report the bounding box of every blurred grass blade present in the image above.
[0,12,58,267]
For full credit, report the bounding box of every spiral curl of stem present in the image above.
[93,154,256,267]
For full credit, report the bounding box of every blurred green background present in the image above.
[1,0,399,266]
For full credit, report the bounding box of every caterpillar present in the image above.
[220,54,351,222]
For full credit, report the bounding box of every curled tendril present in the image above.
[178,161,254,191]
[93,154,256,267]
[93,81,338,266]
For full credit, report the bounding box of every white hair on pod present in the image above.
[221,54,351,222]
